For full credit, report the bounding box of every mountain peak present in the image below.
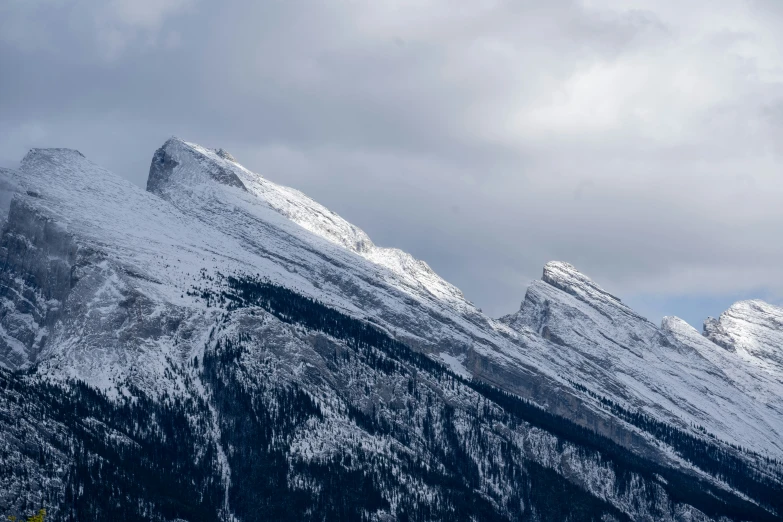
[147,137,247,195]
[726,298,781,317]
[24,147,85,158]
[21,148,86,169]
[661,315,695,334]
[215,148,237,162]
[704,299,783,356]
[541,261,623,305]
[501,260,654,353]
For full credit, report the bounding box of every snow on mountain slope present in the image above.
[704,300,783,377]
[152,138,467,305]
[143,140,622,432]
[142,138,545,383]
[3,140,782,477]
[506,261,658,357]
[143,137,783,460]
[0,143,515,392]
[0,148,244,386]
[6,146,755,521]
[501,262,783,458]
[662,315,783,411]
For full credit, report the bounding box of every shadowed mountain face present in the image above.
[0,140,781,521]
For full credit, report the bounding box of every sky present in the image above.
[2,0,783,328]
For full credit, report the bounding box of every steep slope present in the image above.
[0,143,781,520]
[663,315,783,409]
[143,139,782,466]
[174,142,467,305]
[500,262,783,458]
[1,280,777,521]
[0,148,248,389]
[704,300,783,377]
[146,138,481,341]
[141,140,656,451]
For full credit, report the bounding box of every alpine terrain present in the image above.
[0,139,781,521]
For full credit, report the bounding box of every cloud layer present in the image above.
[2,0,783,327]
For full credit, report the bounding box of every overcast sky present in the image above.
[2,0,783,328]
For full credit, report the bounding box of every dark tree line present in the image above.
[566,378,783,513]
[1,372,225,521]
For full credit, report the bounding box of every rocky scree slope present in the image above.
[0,140,780,521]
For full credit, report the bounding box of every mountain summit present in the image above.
[704,299,783,372]
[541,261,624,304]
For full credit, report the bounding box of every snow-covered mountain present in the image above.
[0,139,781,521]
[703,299,783,377]
[500,261,783,457]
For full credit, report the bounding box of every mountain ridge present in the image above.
[0,140,781,520]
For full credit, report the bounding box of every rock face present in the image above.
[0,164,80,369]
[704,300,783,372]
[505,261,657,353]
[501,261,783,459]
[0,140,781,521]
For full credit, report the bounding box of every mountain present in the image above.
[0,140,781,521]
[500,262,783,457]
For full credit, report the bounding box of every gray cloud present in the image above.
[3,0,783,327]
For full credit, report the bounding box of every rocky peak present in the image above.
[541,261,623,304]
[215,148,237,162]
[661,315,717,350]
[17,149,89,188]
[703,316,735,352]
[726,299,783,325]
[147,137,246,196]
[502,261,656,355]
[23,148,85,163]
[704,300,783,360]
[660,315,693,335]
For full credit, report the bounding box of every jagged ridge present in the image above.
[0,141,781,520]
